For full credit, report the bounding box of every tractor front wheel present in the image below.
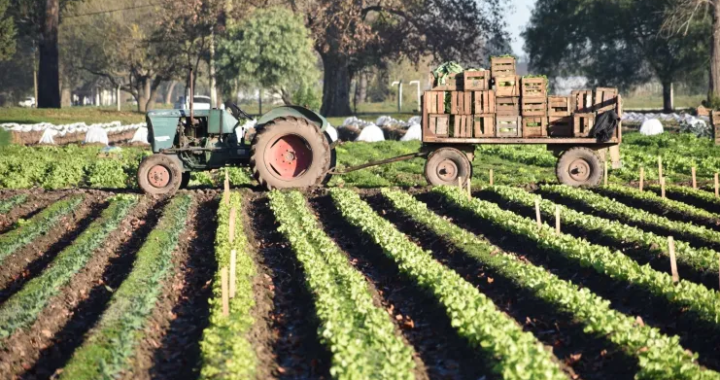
[556,147,603,187]
[424,147,473,186]
[251,117,332,190]
[137,155,183,196]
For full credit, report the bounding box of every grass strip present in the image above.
[540,185,720,250]
[593,184,720,228]
[0,194,28,214]
[331,188,566,380]
[385,188,719,380]
[0,195,84,263]
[436,186,720,326]
[0,195,137,343]
[59,194,193,380]
[270,191,415,379]
[199,192,257,379]
[486,185,720,277]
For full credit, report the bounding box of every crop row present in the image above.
[647,184,720,214]
[383,188,718,379]
[330,188,567,380]
[435,187,720,326]
[0,194,27,214]
[540,185,720,251]
[0,195,138,343]
[199,192,258,379]
[270,191,416,379]
[484,185,720,279]
[59,194,193,380]
[593,184,720,230]
[0,195,84,263]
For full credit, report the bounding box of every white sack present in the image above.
[355,125,385,142]
[639,119,664,136]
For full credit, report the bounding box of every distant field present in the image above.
[622,94,705,110]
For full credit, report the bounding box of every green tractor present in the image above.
[138,104,335,195]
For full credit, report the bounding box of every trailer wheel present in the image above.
[556,147,603,187]
[251,117,332,190]
[424,147,473,186]
[138,154,182,196]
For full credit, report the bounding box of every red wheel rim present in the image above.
[265,134,313,180]
[148,165,171,188]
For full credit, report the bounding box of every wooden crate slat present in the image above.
[574,113,595,137]
[496,116,522,137]
[423,91,445,115]
[595,87,619,113]
[572,90,593,113]
[491,57,517,77]
[548,116,574,137]
[521,97,547,117]
[450,91,472,115]
[473,91,496,114]
[426,114,450,137]
[522,116,548,138]
[521,77,548,98]
[473,115,495,137]
[430,72,461,91]
[452,115,474,138]
[496,96,520,116]
[548,96,571,116]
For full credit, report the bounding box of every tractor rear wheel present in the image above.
[424,147,473,186]
[137,154,183,196]
[556,147,603,187]
[251,117,332,190]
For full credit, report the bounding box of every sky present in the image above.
[506,0,537,57]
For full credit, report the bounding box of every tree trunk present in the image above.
[710,0,720,104]
[38,0,60,108]
[662,80,674,112]
[165,81,177,104]
[320,53,353,116]
[354,71,368,105]
[209,29,218,108]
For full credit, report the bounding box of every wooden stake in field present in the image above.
[639,167,644,191]
[692,167,697,190]
[222,171,231,205]
[535,198,542,229]
[658,156,663,183]
[458,176,463,191]
[668,236,679,283]
[230,250,237,299]
[489,169,494,186]
[228,207,237,244]
[466,179,472,200]
[661,177,666,199]
[715,173,719,198]
[221,267,229,316]
[604,162,608,186]
[555,206,561,234]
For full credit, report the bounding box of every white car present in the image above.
[174,95,212,110]
[18,97,36,108]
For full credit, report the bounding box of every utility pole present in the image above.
[391,81,403,113]
[409,80,421,112]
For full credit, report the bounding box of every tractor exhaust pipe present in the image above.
[189,67,195,125]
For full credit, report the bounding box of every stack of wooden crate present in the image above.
[712,111,720,145]
[423,57,621,140]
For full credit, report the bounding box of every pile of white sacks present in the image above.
[1,121,145,145]
[622,112,711,137]
[337,116,422,142]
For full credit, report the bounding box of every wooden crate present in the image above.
[572,90,593,113]
[430,72,461,91]
[423,91,445,115]
[450,91,472,115]
[491,57,516,77]
[521,97,547,117]
[595,87,619,113]
[521,77,547,98]
[495,75,519,97]
[548,96,571,116]
[522,116,548,138]
[464,70,490,91]
[473,115,495,137]
[496,96,520,116]
[548,116,574,137]
[574,113,595,137]
[473,91,496,114]
[426,114,450,137]
[712,111,720,145]
[452,115,473,138]
[496,116,522,137]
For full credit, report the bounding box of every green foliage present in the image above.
[200,192,257,379]
[218,7,320,103]
[0,0,16,62]
[0,129,10,147]
[292,82,322,111]
[0,194,27,214]
[270,191,416,379]
[384,188,718,379]
[0,195,83,263]
[60,195,192,380]
[331,188,567,380]
[436,186,720,327]
[0,195,137,343]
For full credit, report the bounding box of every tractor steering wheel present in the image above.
[225,102,253,120]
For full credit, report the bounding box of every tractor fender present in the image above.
[152,153,186,173]
[256,106,331,132]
